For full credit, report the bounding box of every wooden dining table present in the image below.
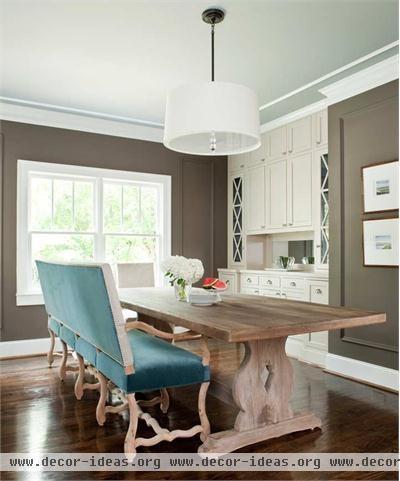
[119,287,385,454]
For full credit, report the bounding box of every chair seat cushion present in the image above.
[96,330,210,393]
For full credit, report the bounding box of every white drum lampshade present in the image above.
[163,81,261,156]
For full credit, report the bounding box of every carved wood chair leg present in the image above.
[47,329,56,367]
[74,354,85,400]
[59,341,68,381]
[160,388,170,414]
[96,370,108,426]
[198,381,210,442]
[124,394,138,459]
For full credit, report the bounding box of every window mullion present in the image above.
[95,178,105,262]
[51,179,54,229]
[72,181,75,230]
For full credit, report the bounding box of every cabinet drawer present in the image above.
[281,277,306,290]
[259,276,280,288]
[281,289,306,301]
[241,274,259,287]
[260,288,281,298]
[310,283,328,304]
[241,287,260,296]
[219,274,236,294]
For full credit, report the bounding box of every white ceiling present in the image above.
[0,0,398,128]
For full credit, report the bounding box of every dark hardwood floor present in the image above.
[1,339,398,480]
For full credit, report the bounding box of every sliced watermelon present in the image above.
[212,280,227,291]
[203,277,218,288]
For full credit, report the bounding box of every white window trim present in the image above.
[17,159,171,306]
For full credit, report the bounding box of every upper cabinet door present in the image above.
[287,152,313,228]
[287,116,312,155]
[266,126,287,161]
[313,110,328,148]
[228,153,248,173]
[248,133,267,167]
[267,159,287,229]
[247,165,266,232]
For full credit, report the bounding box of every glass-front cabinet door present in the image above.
[229,173,245,267]
[315,149,329,268]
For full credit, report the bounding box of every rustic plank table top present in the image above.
[119,287,385,343]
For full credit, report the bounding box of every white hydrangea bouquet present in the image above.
[161,255,204,302]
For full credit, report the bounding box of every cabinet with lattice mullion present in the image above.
[229,174,245,267]
[315,150,329,268]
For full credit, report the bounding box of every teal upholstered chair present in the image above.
[36,260,211,454]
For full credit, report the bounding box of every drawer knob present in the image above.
[247,278,251,283]
[315,288,322,294]
[226,279,230,284]
[267,280,272,285]
[275,292,280,296]
[255,290,259,294]
[290,281,296,287]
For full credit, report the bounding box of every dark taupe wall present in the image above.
[329,81,398,369]
[0,121,227,342]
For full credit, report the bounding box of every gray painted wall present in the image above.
[329,80,398,370]
[0,121,227,342]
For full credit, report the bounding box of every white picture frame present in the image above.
[362,160,399,213]
[363,218,399,267]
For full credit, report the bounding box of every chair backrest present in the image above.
[36,260,133,368]
[117,262,155,288]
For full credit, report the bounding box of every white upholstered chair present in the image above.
[117,263,155,321]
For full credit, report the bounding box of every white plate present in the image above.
[190,302,217,307]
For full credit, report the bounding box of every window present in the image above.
[17,160,171,305]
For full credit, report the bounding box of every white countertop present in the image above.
[218,267,329,280]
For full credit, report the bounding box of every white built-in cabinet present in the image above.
[266,127,287,160]
[266,159,287,229]
[247,152,313,233]
[288,152,313,228]
[218,268,329,366]
[227,109,328,266]
[247,165,266,232]
[230,110,327,240]
[287,116,312,155]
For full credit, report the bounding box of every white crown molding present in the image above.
[319,54,399,105]
[0,101,164,143]
[1,46,398,143]
[259,41,399,111]
[260,99,327,133]
[325,353,398,392]
[260,53,399,133]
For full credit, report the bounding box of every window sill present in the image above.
[16,293,44,306]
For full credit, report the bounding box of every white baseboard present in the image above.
[286,337,398,391]
[0,337,61,359]
[286,337,327,367]
[325,353,399,392]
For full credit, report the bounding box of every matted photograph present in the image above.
[363,218,399,267]
[362,160,399,213]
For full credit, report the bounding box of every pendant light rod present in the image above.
[211,23,214,81]
[202,8,225,82]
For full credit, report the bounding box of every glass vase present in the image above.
[174,281,192,302]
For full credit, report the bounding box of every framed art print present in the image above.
[362,160,399,213]
[363,218,399,267]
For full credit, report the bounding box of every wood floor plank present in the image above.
[0,339,397,480]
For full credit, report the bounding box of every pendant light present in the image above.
[163,8,261,156]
